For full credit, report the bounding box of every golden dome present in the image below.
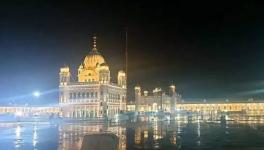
[83,51,105,68]
[83,36,106,68]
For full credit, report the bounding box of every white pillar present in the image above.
[88,106,90,117]
[84,106,87,118]
[93,106,96,117]
[97,106,99,117]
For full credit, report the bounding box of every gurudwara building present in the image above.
[59,36,126,118]
[127,85,182,113]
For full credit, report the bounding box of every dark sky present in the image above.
[1,1,264,104]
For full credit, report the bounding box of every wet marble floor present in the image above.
[0,116,264,150]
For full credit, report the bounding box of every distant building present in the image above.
[127,85,182,113]
[59,36,126,118]
[176,101,264,116]
[126,85,264,116]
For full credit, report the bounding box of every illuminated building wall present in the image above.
[129,85,264,115]
[133,85,182,113]
[176,102,264,115]
[0,106,59,115]
[127,101,264,115]
[59,36,126,118]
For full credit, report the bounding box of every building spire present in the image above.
[92,35,97,51]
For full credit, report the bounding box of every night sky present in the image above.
[1,1,264,104]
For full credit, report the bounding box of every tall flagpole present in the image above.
[125,28,128,103]
[125,28,128,84]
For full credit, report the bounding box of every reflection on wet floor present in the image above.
[0,115,264,150]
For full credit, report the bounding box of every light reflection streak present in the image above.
[15,124,22,149]
[33,125,38,148]
[197,117,201,138]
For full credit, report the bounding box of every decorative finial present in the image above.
[92,35,97,51]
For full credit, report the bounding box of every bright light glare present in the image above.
[15,111,23,116]
[33,91,40,97]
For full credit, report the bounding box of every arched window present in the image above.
[73,93,76,99]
